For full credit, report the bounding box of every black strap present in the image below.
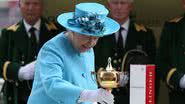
[117,27,124,49]
[29,27,38,59]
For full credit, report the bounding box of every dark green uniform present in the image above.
[0,18,64,104]
[158,15,185,104]
[94,20,157,104]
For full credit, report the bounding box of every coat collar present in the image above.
[23,19,41,33]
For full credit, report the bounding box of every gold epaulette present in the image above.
[6,24,19,32]
[3,61,11,80]
[168,16,183,23]
[46,22,58,31]
[134,23,147,32]
[166,68,176,89]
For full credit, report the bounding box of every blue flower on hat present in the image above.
[67,13,105,35]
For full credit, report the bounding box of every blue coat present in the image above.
[28,32,98,104]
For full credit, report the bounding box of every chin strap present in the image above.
[121,48,148,72]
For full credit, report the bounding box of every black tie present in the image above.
[117,27,124,49]
[29,27,37,58]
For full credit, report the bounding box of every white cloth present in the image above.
[18,61,36,80]
[78,88,114,104]
[119,72,129,87]
[180,74,185,88]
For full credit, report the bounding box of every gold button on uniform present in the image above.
[21,61,25,65]
[15,82,19,86]
[118,59,122,63]
[114,53,118,56]
[117,67,121,71]
[113,60,117,64]
[8,97,12,101]
[116,88,120,91]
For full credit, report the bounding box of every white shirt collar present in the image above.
[115,18,130,48]
[24,19,41,33]
[121,18,130,31]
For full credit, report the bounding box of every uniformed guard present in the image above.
[94,0,157,103]
[0,0,64,104]
[158,1,185,103]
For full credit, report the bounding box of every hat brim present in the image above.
[57,12,120,37]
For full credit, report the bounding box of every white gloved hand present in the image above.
[179,74,185,88]
[18,61,36,80]
[119,72,129,87]
[78,88,114,104]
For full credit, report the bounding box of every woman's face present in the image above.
[71,32,99,53]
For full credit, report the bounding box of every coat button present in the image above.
[117,67,121,71]
[113,60,117,64]
[21,61,25,65]
[8,97,12,101]
[116,88,120,91]
[15,82,19,86]
[118,59,122,63]
[114,53,118,56]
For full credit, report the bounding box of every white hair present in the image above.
[108,0,134,3]
[19,0,43,3]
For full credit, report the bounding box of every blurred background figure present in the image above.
[0,0,64,104]
[158,0,185,104]
[0,0,21,28]
[94,0,157,104]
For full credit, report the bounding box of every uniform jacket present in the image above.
[28,33,97,104]
[94,20,156,70]
[94,20,156,104]
[0,17,64,104]
[158,15,185,104]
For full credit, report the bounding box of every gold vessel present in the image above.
[97,57,120,89]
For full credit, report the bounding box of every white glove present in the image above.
[180,74,185,88]
[78,88,114,104]
[119,72,129,87]
[18,61,36,80]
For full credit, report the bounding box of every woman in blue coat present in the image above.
[27,2,120,104]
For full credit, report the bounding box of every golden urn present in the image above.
[97,57,120,89]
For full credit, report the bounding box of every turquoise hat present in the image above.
[57,2,120,37]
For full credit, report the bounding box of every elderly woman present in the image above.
[27,2,120,104]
